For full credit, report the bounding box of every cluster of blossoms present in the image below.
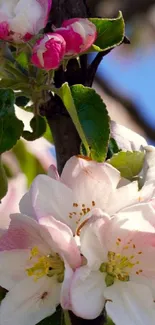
[0,0,97,71]
[0,124,155,325]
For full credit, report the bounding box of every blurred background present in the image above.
[87,0,155,143]
[1,0,155,227]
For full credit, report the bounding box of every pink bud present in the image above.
[31,33,66,70]
[55,18,97,56]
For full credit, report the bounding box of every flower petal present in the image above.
[0,213,50,254]
[0,276,61,325]
[60,260,73,310]
[61,156,120,190]
[48,165,59,180]
[107,181,139,215]
[19,191,36,219]
[0,249,29,290]
[80,210,110,269]
[61,156,120,212]
[31,175,76,229]
[105,282,155,325]
[39,216,81,269]
[70,265,105,319]
[110,121,147,151]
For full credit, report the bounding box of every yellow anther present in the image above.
[26,247,64,282]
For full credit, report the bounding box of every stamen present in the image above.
[26,247,64,282]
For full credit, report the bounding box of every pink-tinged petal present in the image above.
[110,121,147,151]
[0,214,50,254]
[31,175,76,230]
[70,266,105,319]
[0,276,61,325]
[138,180,155,203]
[79,209,110,269]
[19,191,36,219]
[60,260,73,310]
[105,282,155,325]
[31,33,66,70]
[106,203,155,252]
[61,156,120,211]
[104,203,155,279]
[48,165,60,180]
[56,18,97,55]
[107,181,139,215]
[0,249,29,290]
[0,173,27,233]
[0,21,9,39]
[62,156,120,190]
[39,216,81,269]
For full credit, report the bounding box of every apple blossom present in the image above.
[110,121,147,151]
[0,0,52,42]
[0,213,81,325]
[70,206,155,324]
[55,18,97,56]
[20,155,139,234]
[31,33,66,70]
[0,173,27,236]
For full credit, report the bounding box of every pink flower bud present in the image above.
[55,18,97,56]
[31,33,66,70]
[0,0,52,42]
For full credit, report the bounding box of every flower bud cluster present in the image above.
[31,18,97,70]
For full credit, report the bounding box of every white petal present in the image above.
[0,276,61,325]
[0,249,29,290]
[19,191,36,218]
[105,282,155,325]
[39,216,81,269]
[62,157,120,214]
[110,121,147,151]
[31,175,76,230]
[70,266,105,319]
[80,211,110,269]
[107,181,139,215]
[60,261,73,310]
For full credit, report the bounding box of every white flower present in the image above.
[70,206,155,324]
[19,156,139,234]
[0,213,81,325]
[0,0,52,41]
[110,121,147,151]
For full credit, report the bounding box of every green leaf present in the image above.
[59,82,90,155]
[89,11,125,52]
[22,115,46,141]
[16,51,29,69]
[71,85,110,161]
[12,140,46,187]
[0,156,8,200]
[15,95,30,107]
[37,305,62,325]
[108,151,145,180]
[106,317,115,325]
[0,89,24,153]
[106,137,121,160]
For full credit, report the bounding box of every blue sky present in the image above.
[97,46,155,129]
